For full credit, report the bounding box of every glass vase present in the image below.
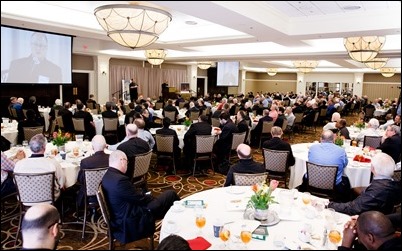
[254,208,270,221]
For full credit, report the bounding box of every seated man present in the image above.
[224,144,265,187]
[156,117,181,169]
[14,134,65,201]
[328,153,401,216]
[102,150,180,244]
[21,203,61,250]
[339,211,401,250]
[262,126,295,167]
[1,150,25,197]
[377,125,401,163]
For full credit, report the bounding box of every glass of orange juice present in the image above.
[194,206,206,236]
[73,147,80,157]
[302,192,311,206]
[240,224,252,249]
[219,225,231,249]
[328,229,342,248]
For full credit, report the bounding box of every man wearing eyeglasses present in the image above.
[21,203,61,250]
[102,150,180,244]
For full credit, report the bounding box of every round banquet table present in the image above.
[289,143,373,189]
[160,186,349,250]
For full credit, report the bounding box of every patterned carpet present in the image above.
[1,114,358,250]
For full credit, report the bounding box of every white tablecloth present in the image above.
[373,108,389,117]
[290,143,372,189]
[4,141,93,188]
[160,186,348,250]
[1,121,18,146]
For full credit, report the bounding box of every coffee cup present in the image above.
[213,219,223,238]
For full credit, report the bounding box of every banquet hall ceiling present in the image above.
[1,1,401,73]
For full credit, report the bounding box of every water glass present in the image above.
[22,140,29,148]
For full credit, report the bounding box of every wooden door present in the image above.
[63,73,89,104]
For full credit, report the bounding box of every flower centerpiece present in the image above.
[354,120,365,131]
[183,117,192,127]
[334,132,345,147]
[52,129,71,147]
[247,180,279,220]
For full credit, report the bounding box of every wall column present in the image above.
[296,72,305,95]
[353,73,364,97]
[188,65,197,95]
[95,55,111,104]
[240,70,246,95]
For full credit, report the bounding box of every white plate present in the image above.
[164,223,180,234]
[171,206,185,213]
[226,187,245,194]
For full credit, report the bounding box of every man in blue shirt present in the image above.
[306,130,350,201]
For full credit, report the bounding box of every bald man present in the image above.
[102,150,180,244]
[117,124,150,179]
[77,135,109,207]
[21,203,61,250]
[339,211,401,250]
[224,144,265,186]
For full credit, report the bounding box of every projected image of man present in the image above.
[7,32,62,83]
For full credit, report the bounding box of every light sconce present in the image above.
[364,58,388,70]
[293,60,319,73]
[343,36,386,62]
[380,67,396,77]
[145,49,167,66]
[94,4,172,49]
[356,81,361,85]
[197,62,212,70]
[266,68,277,76]
[102,71,107,75]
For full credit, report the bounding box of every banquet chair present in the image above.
[96,185,155,250]
[178,102,186,109]
[56,116,65,131]
[193,135,216,176]
[72,118,86,137]
[259,121,274,149]
[23,126,44,142]
[363,135,382,149]
[306,161,338,199]
[13,172,55,246]
[190,111,200,121]
[10,107,18,120]
[132,150,153,192]
[86,102,95,110]
[263,149,289,187]
[164,111,177,124]
[211,117,220,127]
[155,135,176,175]
[229,132,247,163]
[103,117,119,144]
[393,169,401,182]
[233,172,268,186]
[154,102,164,110]
[364,107,375,122]
[81,167,108,239]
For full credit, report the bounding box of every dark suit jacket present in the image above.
[102,167,155,244]
[183,121,212,157]
[77,151,109,206]
[378,134,401,163]
[117,137,150,179]
[237,119,249,143]
[262,137,295,167]
[58,108,74,133]
[162,105,178,118]
[215,120,239,155]
[17,119,42,144]
[254,115,273,134]
[224,159,265,186]
[274,114,285,128]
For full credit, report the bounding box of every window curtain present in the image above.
[109,65,187,100]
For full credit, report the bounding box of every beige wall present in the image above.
[362,73,401,101]
[244,72,297,94]
[109,58,188,70]
[72,54,94,70]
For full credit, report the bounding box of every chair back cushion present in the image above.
[233,172,268,186]
[14,172,55,205]
[263,149,289,172]
[363,136,382,148]
[262,121,274,134]
[155,135,174,153]
[196,135,215,153]
[231,132,246,150]
[133,151,153,179]
[103,117,119,131]
[84,168,108,197]
[72,118,85,131]
[164,111,176,122]
[306,162,338,190]
[211,118,220,127]
[393,170,401,182]
[56,116,64,128]
[23,126,43,142]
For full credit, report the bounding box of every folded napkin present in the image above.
[353,155,371,163]
[187,236,211,250]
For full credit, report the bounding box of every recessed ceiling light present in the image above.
[185,21,197,25]
[343,5,361,11]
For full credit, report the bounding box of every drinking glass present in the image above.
[22,140,28,148]
[219,225,231,249]
[240,225,252,249]
[73,147,80,157]
[302,192,311,206]
[194,206,206,236]
[75,134,84,146]
[328,229,342,249]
